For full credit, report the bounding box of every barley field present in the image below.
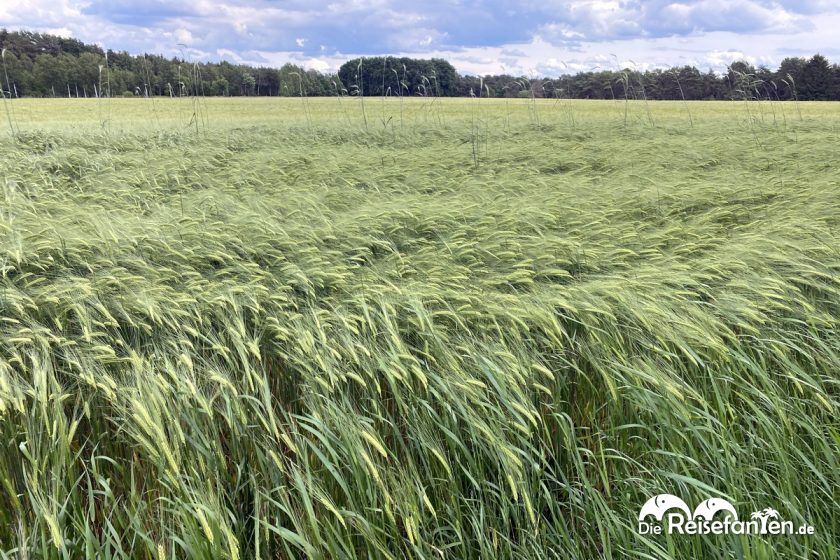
[0,97,838,559]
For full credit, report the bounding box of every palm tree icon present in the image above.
[762,508,779,519]
[751,507,780,533]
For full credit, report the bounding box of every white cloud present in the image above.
[174,28,193,45]
[0,0,85,33]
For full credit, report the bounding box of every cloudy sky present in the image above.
[1,1,839,75]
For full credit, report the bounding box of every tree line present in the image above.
[2,29,839,101]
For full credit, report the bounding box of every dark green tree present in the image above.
[800,54,833,100]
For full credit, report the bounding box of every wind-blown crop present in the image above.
[0,97,837,559]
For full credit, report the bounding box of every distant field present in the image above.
[0,98,838,558]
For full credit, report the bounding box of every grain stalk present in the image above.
[355,58,368,130]
[671,68,693,127]
[1,48,19,137]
